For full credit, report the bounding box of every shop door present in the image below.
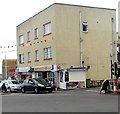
[42,72,47,79]
[47,72,54,84]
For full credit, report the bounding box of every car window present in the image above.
[23,79,29,84]
[33,78,48,85]
[28,79,34,84]
[6,81,12,84]
[11,81,19,84]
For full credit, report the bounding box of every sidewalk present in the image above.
[0,90,11,95]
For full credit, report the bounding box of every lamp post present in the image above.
[5,51,7,79]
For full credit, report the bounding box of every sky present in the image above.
[0,0,119,74]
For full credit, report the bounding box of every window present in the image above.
[27,31,30,41]
[35,50,39,61]
[82,22,88,32]
[28,52,31,62]
[44,47,52,59]
[60,72,63,82]
[44,22,51,35]
[19,35,24,44]
[34,28,38,39]
[19,54,24,63]
[65,72,69,82]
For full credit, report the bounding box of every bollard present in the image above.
[113,79,118,95]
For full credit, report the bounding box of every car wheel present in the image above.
[21,88,25,93]
[34,87,39,94]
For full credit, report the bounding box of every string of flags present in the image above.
[0,37,53,49]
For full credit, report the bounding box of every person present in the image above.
[2,82,7,93]
[99,79,109,94]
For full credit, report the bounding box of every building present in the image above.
[17,3,117,88]
[2,59,17,80]
[118,1,120,78]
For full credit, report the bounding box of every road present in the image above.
[1,88,118,112]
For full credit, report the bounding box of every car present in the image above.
[1,80,21,92]
[21,78,53,94]
[0,80,3,90]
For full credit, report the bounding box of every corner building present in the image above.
[17,3,116,88]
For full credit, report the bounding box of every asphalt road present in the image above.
[1,88,118,112]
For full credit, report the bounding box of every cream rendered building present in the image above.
[17,3,116,87]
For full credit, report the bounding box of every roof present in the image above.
[17,3,116,27]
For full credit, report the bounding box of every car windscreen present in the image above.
[33,78,48,85]
[11,81,19,84]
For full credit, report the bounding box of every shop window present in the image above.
[65,72,69,82]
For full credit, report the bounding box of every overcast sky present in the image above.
[0,0,119,74]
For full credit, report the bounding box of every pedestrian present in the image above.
[99,79,109,94]
[2,82,7,93]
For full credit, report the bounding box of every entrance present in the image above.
[42,72,47,79]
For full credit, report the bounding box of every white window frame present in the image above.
[34,28,38,38]
[82,22,88,32]
[28,52,31,62]
[19,35,24,44]
[44,22,51,35]
[44,47,52,59]
[19,54,24,63]
[27,31,30,41]
[35,50,39,61]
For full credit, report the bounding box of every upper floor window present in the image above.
[19,35,24,44]
[27,31,30,41]
[19,54,24,63]
[35,50,39,61]
[34,28,38,39]
[82,22,88,32]
[28,52,31,62]
[44,22,51,35]
[44,47,52,59]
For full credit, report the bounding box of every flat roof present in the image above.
[17,3,116,27]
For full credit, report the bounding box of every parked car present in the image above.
[21,78,53,93]
[1,80,21,92]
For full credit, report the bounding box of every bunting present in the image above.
[0,37,53,48]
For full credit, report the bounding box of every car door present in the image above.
[27,79,35,91]
[23,79,29,91]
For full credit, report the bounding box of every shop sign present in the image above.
[18,67,30,72]
[8,68,16,72]
[34,65,52,71]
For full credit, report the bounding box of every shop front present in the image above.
[17,67,31,81]
[34,65,56,85]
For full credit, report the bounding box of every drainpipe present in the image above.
[111,17,117,63]
[79,12,83,67]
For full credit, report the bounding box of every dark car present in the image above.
[21,78,53,93]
